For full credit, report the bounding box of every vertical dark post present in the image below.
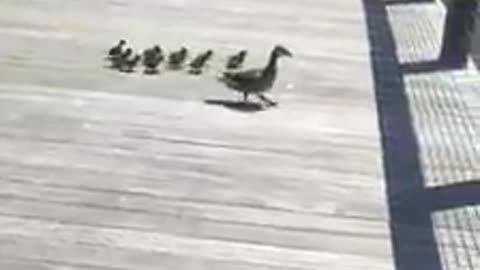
[440,0,478,66]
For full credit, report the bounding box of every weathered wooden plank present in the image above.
[0,236,316,270]
[0,189,391,259]
[0,0,393,269]
[0,216,393,270]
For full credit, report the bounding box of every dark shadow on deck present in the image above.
[396,0,478,74]
[363,0,441,269]
[204,99,266,113]
[363,0,480,269]
[384,0,434,6]
[400,58,466,74]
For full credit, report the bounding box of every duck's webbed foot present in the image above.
[257,94,277,107]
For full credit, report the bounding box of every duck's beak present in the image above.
[284,49,293,57]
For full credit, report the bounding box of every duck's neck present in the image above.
[264,51,279,74]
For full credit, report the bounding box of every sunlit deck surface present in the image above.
[0,0,478,269]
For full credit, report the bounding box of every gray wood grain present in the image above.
[0,0,393,269]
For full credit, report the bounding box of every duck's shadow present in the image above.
[204,99,275,113]
[120,68,136,74]
[103,63,121,71]
[166,64,184,71]
[188,69,203,75]
[144,69,160,75]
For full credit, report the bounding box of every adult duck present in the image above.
[219,45,292,106]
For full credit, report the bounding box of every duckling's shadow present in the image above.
[104,64,119,70]
[166,64,184,71]
[120,69,136,74]
[103,63,125,72]
[204,99,272,113]
[144,69,160,75]
[188,69,203,75]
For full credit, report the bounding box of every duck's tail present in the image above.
[222,71,238,79]
[217,71,232,82]
[218,72,243,91]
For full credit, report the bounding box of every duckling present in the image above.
[107,39,126,59]
[219,45,292,106]
[142,45,162,62]
[143,45,164,74]
[111,48,132,69]
[188,49,214,75]
[168,47,188,69]
[226,50,247,69]
[121,54,141,73]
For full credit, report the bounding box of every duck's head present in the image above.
[205,50,213,57]
[180,47,188,54]
[119,39,127,46]
[124,48,133,56]
[273,45,293,58]
[153,45,162,53]
[239,50,247,57]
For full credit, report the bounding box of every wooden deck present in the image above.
[0,0,394,269]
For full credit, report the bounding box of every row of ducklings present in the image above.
[106,39,247,75]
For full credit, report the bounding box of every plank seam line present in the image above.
[1,175,387,223]
[0,192,388,239]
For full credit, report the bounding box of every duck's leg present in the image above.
[257,93,277,106]
[243,92,249,103]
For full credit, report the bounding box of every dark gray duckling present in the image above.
[188,49,213,75]
[143,45,164,74]
[111,47,132,69]
[107,39,126,59]
[121,54,141,73]
[168,47,188,69]
[226,50,247,69]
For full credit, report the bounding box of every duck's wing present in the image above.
[223,69,262,82]
[220,69,263,90]
[108,46,118,55]
[226,57,239,68]
[107,47,121,59]
[168,53,178,63]
[158,53,165,62]
[179,52,188,62]
[189,55,202,67]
